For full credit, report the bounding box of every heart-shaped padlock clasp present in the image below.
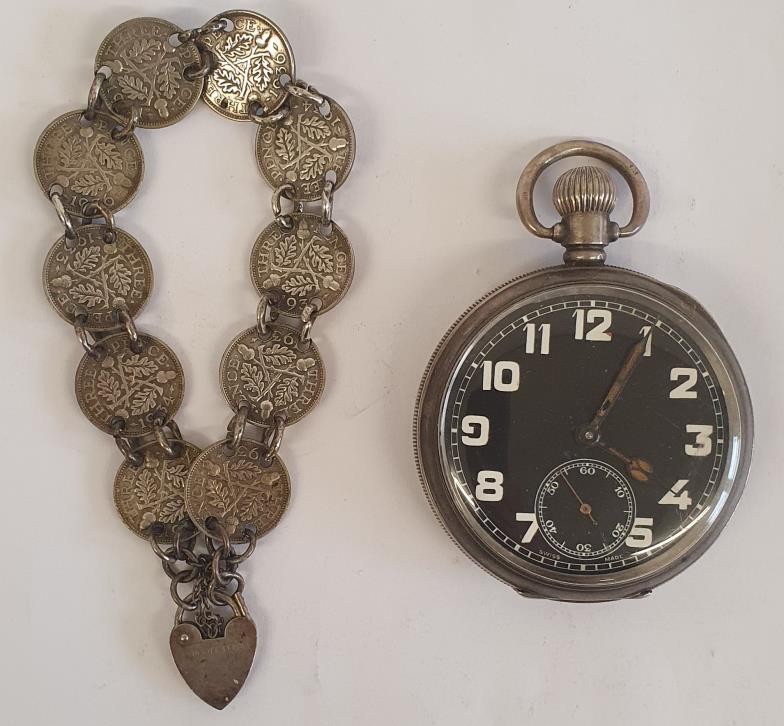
[170,594,257,710]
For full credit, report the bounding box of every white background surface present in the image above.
[2,1,782,724]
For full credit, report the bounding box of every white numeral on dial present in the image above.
[475,470,504,501]
[685,424,713,456]
[523,323,551,355]
[574,309,613,341]
[481,361,520,391]
[658,479,692,510]
[625,517,654,548]
[461,415,489,446]
[670,368,698,399]
[639,326,653,356]
[515,512,540,544]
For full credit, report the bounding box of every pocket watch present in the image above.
[414,140,753,601]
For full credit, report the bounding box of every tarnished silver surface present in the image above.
[43,224,152,329]
[95,17,204,128]
[37,9,352,708]
[34,110,144,215]
[170,615,257,710]
[250,214,353,315]
[516,139,650,265]
[256,95,355,200]
[414,141,752,601]
[185,439,290,539]
[200,10,294,121]
[414,266,753,601]
[114,442,200,542]
[75,333,184,435]
[221,325,324,426]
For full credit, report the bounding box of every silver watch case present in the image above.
[414,264,753,602]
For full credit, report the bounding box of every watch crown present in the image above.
[553,166,617,216]
[550,165,619,265]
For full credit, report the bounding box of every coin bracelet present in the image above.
[35,11,355,709]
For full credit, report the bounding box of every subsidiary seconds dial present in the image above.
[535,460,635,560]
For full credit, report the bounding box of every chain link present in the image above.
[255,290,280,337]
[73,308,106,358]
[271,183,303,229]
[48,188,77,241]
[111,105,141,141]
[183,40,214,81]
[151,516,257,638]
[85,72,106,122]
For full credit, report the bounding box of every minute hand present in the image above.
[584,331,651,437]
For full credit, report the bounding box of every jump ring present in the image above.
[153,422,177,458]
[171,569,198,611]
[150,532,177,563]
[271,183,302,229]
[183,41,213,80]
[299,299,322,345]
[85,72,106,122]
[166,419,184,444]
[112,105,141,141]
[255,291,279,336]
[249,101,290,125]
[113,423,144,468]
[82,201,116,243]
[225,403,249,451]
[73,309,106,359]
[207,572,245,607]
[225,529,257,566]
[321,177,335,228]
[177,18,227,44]
[48,188,77,241]
[283,77,325,106]
[112,305,141,352]
[262,413,286,465]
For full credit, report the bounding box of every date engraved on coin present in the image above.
[200,10,294,121]
[185,440,290,539]
[34,110,144,215]
[114,442,200,541]
[43,225,153,329]
[220,326,324,426]
[256,96,355,200]
[250,214,353,315]
[76,333,184,435]
[95,17,203,128]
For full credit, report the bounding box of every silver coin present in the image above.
[185,439,290,541]
[200,10,295,121]
[95,17,204,129]
[256,95,355,200]
[43,224,152,330]
[34,110,144,215]
[250,214,354,315]
[220,325,324,426]
[75,333,184,435]
[114,442,200,542]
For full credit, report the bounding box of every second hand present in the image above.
[562,472,598,526]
